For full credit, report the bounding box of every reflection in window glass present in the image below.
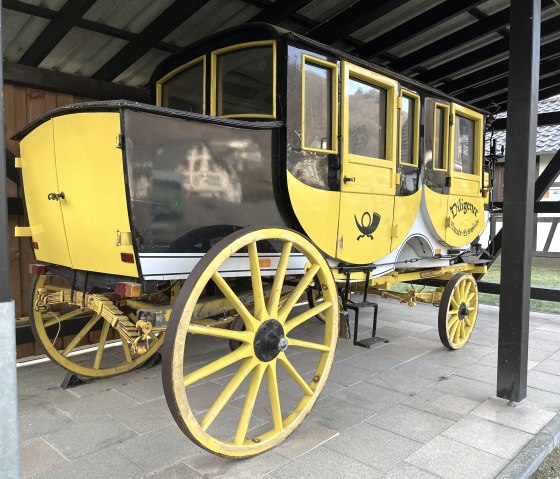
[216,46,273,116]
[434,106,446,169]
[348,77,386,158]
[455,115,475,174]
[400,95,415,164]
[304,62,332,150]
[161,62,204,113]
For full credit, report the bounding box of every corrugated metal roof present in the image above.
[2,0,560,105]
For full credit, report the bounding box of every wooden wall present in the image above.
[4,84,91,357]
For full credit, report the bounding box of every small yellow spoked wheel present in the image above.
[162,226,339,458]
[30,274,165,378]
[438,272,479,350]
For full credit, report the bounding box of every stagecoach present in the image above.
[14,24,493,457]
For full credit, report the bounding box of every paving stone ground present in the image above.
[17,299,560,479]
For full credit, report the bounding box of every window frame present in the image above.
[210,40,277,119]
[450,103,484,179]
[301,54,339,155]
[398,90,420,167]
[155,55,206,113]
[433,102,450,172]
[342,62,398,167]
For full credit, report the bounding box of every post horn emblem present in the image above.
[354,212,381,241]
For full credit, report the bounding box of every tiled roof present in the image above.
[487,95,560,154]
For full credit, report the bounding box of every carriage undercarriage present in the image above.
[28,226,486,458]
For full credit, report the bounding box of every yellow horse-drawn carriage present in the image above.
[14,24,492,457]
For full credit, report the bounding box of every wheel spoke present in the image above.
[277,353,313,396]
[447,313,459,328]
[464,316,473,327]
[278,265,320,323]
[284,301,331,334]
[93,319,111,369]
[200,358,258,431]
[463,280,472,297]
[266,360,283,432]
[465,291,476,304]
[212,272,259,332]
[452,288,462,305]
[287,337,330,352]
[448,308,459,316]
[460,321,466,339]
[234,363,266,445]
[188,324,253,343]
[453,322,461,343]
[450,296,459,309]
[43,308,84,328]
[184,344,252,387]
[121,335,133,363]
[449,319,460,338]
[248,242,268,322]
[61,314,101,357]
[267,241,292,318]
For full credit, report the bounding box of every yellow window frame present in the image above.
[341,61,398,168]
[155,55,206,113]
[210,40,276,119]
[301,55,339,155]
[450,103,484,180]
[398,90,420,167]
[433,102,450,172]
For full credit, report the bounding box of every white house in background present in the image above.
[481,95,560,257]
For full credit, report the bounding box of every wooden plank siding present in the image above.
[4,84,93,359]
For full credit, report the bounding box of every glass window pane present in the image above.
[161,62,204,113]
[304,62,332,150]
[348,77,386,158]
[400,95,415,164]
[455,115,475,174]
[434,106,446,170]
[216,46,273,116]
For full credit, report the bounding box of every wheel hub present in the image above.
[458,302,468,320]
[253,319,287,362]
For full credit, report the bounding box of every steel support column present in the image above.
[0,3,20,477]
[497,0,541,402]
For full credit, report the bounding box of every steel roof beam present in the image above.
[18,0,96,66]
[249,0,313,24]
[415,14,560,85]
[306,0,409,45]
[493,111,560,130]
[3,0,180,53]
[353,0,487,60]
[92,0,208,82]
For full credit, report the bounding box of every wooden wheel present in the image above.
[30,274,165,378]
[438,272,479,350]
[162,226,339,458]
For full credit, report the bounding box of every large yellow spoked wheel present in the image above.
[162,226,339,458]
[438,272,479,350]
[30,274,165,378]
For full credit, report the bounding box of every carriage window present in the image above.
[433,105,448,170]
[348,77,386,159]
[400,93,418,165]
[454,114,475,174]
[303,57,336,152]
[214,43,274,117]
[159,59,205,114]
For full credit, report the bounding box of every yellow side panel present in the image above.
[424,187,485,247]
[342,160,394,195]
[287,172,339,258]
[450,174,480,197]
[53,113,138,277]
[19,120,72,267]
[337,193,394,264]
[423,186,448,244]
[391,190,422,252]
[445,194,485,247]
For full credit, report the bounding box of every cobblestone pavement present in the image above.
[17,299,560,479]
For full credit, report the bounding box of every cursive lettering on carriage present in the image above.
[449,198,479,219]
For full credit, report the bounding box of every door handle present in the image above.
[47,191,65,201]
[343,176,355,184]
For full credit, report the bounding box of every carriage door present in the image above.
[446,104,485,245]
[336,61,398,264]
